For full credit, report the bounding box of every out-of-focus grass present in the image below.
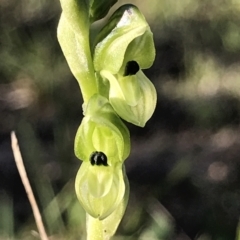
[0,192,13,239]
[1,0,240,239]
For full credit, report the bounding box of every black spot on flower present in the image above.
[124,61,139,76]
[90,151,108,166]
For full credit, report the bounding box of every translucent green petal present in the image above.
[92,126,118,158]
[100,70,142,107]
[133,70,157,127]
[75,162,126,219]
[74,118,95,161]
[87,165,114,198]
[122,29,155,71]
[117,74,141,106]
[85,165,129,239]
[101,165,129,239]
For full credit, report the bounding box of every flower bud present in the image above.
[75,161,126,220]
[74,94,130,163]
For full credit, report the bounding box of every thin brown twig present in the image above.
[11,131,49,240]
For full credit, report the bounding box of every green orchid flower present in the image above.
[75,161,127,220]
[74,94,130,163]
[93,4,157,127]
[100,68,157,127]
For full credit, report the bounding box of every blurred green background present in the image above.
[1,0,240,239]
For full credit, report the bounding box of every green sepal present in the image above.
[85,166,129,239]
[121,29,155,72]
[94,4,154,74]
[75,162,126,220]
[59,0,118,27]
[101,70,157,127]
[117,74,141,106]
[74,94,130,162]
[89,0,118,22]
[101,164,129,239]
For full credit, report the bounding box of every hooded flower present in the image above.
[75,161,127,220]
[93,4,157,127]
[74,94,130,163]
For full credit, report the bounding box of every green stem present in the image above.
[87,214,104,240]
[58,0,98,102]
[57,15,98,102]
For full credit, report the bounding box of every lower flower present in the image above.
[75,159,126,220]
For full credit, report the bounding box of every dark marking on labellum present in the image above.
[90,151,108,166]
[124,61,139,76]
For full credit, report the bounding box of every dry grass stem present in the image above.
[11,131,49,240]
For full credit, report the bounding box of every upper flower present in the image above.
[93,4,157,127]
